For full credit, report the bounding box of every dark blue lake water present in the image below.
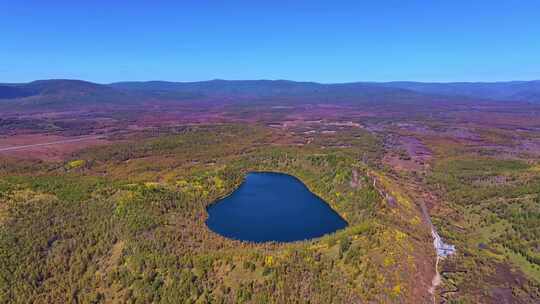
[206,172,348,243]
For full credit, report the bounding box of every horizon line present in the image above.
[3,78,540,86]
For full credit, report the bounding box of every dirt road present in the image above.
[0,136,104,152]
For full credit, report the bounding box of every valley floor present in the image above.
[1,101,539,303]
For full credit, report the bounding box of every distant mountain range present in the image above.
[371,80,540,103]
[1,79,539,110]
[111,79,540,103]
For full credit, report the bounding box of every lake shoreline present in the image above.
[205,171,348,243]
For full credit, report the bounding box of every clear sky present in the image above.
[1,0,539,83]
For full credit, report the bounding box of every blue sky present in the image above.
[1,1,539,83]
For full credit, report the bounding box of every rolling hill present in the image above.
[2,79,539,113]
[112,79,540,103]
[369,80,540,103]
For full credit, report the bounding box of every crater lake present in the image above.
[206,172,348,242]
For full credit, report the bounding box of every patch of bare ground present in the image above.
[383,135,432,173]
[411,247,438,303]
[94,240,129,302]
[395,123,481,141]
[515,138,540,157]
[349,168,363,189]
[0,133,109,161]
[440,260,537,304]
[0,203,7,226]
[486,264,537,304]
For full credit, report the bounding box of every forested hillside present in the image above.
[0,125,435,303]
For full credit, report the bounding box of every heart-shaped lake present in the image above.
[206,172,348,242]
